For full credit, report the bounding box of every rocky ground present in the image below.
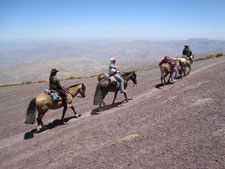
[0,56,225,169]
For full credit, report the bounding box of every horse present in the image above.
[177,55,193,76]
[160,63,175,85]
[93,71,137,110]
[25,83,86,132]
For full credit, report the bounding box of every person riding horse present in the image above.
[49,68,67,108]
[182,44,193,63]
[109,58,126,93]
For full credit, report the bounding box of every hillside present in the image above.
[1,38,225,85]
[0,56,225,168]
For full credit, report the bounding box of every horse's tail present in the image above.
[25,98,36,124]
[93,82,103,105]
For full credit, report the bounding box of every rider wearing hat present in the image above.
[49,68,67,107]
[182,44,193,62]
[109,58,126,93]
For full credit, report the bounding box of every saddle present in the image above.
[159,56,177,66]
[159,56,180,72]
[103,73,118,83]
[102,73,122,89]
[44,89,62,103]
[181,55,189,60]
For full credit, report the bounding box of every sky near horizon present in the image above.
[0,0,225,42]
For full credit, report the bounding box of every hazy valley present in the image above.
[0,38,225,85]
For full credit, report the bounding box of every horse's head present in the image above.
[68,83,86,98]
[130,71,137,85]
[78,83,86,97]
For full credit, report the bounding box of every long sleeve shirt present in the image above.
[49,75,63,90]
[109,63,117,75]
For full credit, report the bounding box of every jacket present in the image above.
[182,47,192,57]
[49,74,63,90]
[109,63,118,75]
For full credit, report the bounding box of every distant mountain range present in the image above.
[0,38,225,85]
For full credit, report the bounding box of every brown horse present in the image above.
[160,63,175,85]
[25,84,86,131]
[93,71,137,109]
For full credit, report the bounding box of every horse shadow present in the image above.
[155,81,176,89]
[91,99,132,115]
[24,115,76,140]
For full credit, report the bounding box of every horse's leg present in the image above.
[184,66,187,76]
[161,75,163,84]
[164,73,169,84]
[70,105,80,118]
[36,110,47,132]
[167,72,173,83]
[160,68,165,85]
[178,70,182,77]
[187,64,191,74]
[112,91,118,105]
[123,92,128,102]
[174,71,177,79]
[161,72,165,84]
[61,106,68,124]
[170,72,174,82]
[180,64,184,77]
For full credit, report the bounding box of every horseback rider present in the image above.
[49,68,67,108]
[182,44,193,63]
[109,58,126,93]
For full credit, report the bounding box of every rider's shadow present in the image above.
[24,116,76,140]
[91,99,132,115]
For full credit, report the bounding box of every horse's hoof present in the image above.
[37,125,43,133]
[75,114,81,118]
[37,128,41,133]
[61,120,66,125]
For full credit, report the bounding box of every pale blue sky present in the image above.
[1,0,225,41]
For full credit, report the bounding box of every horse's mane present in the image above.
[67,84,82,89]
[121,71,134,76]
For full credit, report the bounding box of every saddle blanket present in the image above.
[44,89,61,102]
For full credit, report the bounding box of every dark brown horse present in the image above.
[25,84,86,132]
[93,71,137,109]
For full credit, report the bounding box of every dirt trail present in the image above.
[0,57,225,169]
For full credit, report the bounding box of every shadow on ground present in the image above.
[91,99,132,115]
[24,115,77,140]
[155,81,176,89]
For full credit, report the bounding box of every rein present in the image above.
[67,84,82,98]
[67,90,75,97]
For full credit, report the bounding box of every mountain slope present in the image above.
[0,56,225,169]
